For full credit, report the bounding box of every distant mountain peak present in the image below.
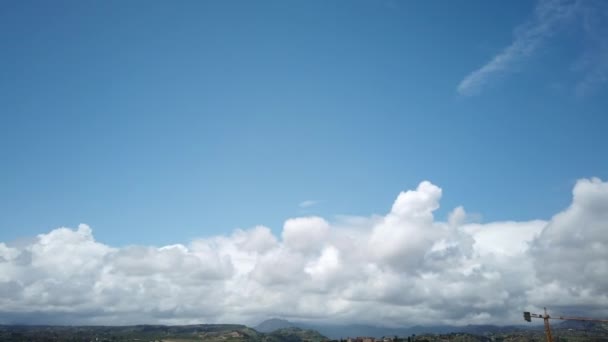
[255,318,295,332]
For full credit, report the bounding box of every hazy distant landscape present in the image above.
[1,319,608,342]
[255,318,608,340]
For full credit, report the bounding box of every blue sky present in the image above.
[1,0,607,247]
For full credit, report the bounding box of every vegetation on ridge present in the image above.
[0,324,328,342]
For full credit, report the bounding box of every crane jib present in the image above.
[522,307,608,342]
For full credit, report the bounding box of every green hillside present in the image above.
[0,324,328,342]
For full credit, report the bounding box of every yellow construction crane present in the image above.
[523,307,608,342]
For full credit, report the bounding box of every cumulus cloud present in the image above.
[530,178,608,302]
[282,217,330,254]
[0,178,607,326]
[457,0,608,96]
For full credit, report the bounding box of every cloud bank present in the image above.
[457,0,608,96]
[1,178,607,326]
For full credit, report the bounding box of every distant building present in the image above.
[347,336,375,342]
[229,331,243,338]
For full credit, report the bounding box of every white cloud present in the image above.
[457,0,608,96]
[299,200,318,209]
[530,178,608,297]
[369,181,443,272]
[282,217,330,254]
[1,178,607,326]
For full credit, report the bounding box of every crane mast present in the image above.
[523,307,608,342]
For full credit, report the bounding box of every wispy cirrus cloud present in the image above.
[457,0,583,96]
[298,200,319,209]
[574,0,608,96]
